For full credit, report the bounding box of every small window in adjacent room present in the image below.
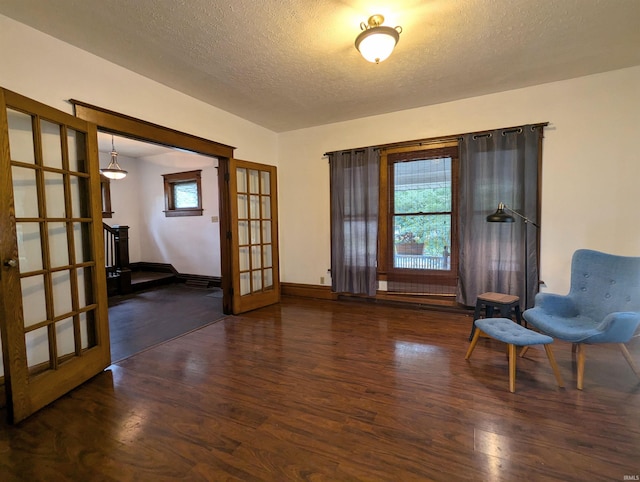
[162,170,203,217]
[101,174,113,218]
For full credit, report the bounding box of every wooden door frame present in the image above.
[70,100,236,314]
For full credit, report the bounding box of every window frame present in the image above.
[378,143,459,289]
[162,169,203,217]
[100,174,113,218]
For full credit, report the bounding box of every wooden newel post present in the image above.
[114,225,132,294]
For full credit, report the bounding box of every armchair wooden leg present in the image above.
[508,344,517,393]
[576,344,585,390]
[619,343,640,379]
[465,329,482,359]
[544,344,565,388]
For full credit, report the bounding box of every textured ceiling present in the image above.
[1,0,640,132]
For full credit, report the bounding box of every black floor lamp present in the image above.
[486,203,540,309]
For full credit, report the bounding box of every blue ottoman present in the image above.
[465,317,564,392]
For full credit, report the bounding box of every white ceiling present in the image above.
[1,0,640,133]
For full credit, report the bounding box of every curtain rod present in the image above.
[323,122,549,157]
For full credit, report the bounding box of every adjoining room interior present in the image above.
[96,133,226,361]
[0,1,639,479]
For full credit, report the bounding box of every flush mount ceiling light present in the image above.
[355,14,402,64]
[100,135,127,180]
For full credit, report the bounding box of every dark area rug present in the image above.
[108,283,226,363]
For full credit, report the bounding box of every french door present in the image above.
[229,159,280,314]
[0,89,110,423]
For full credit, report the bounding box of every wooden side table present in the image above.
[469,292,524,341]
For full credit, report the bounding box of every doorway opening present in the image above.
[97,133,225,362]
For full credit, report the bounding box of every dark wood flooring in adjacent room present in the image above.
[1,296,639,480]
[108,283,225,362]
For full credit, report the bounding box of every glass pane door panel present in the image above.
[239,272,251,296]
[7,109,35,164]
[67,129,87,173]
[250,221,260,244]
[73,223,92,263]
[263,245,272,268]
[238,221,249,245]
[26,327,50,368]
[44,172,66,218]
[52,270,73,317]
[77,267,94,307]
[40,120,63,169]
[236,168,247,192]
[70,175,90,218]
[237,194,248,219]
[76,268,87,308]
[261,196,271,218]
[21,275,47,327]
[251,246,261,269]
[56,317,75,358]
[249,195,260,218]
[17,222,43,273]
[78,311,97,349]
[249,169,260,193]
[264,268,273,290]
[12,166,39,218]
[239,247,250,271]
[262,221,271,243]
[260,171,270,195]
[48,222,70,268]
[78,312,90,349]
[252,270,262,292]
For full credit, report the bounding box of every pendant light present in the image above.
[100,135,127,180]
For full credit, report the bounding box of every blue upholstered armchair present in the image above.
[523,249,640,389]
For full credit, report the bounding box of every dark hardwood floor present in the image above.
[108,283,225,362]
[1,296,639,480]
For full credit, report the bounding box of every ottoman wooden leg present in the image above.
[508,343,516,393]
[543,344,564,388]
[465,329,482,359]
[577,344,586,390]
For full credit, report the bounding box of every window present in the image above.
[162,170,203,217]
[101,174,113,218]
[380,144,459,296]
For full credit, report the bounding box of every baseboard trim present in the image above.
[130,262,220,288]
[130,262,178,275]
[281,283,338,300]
[177,273,221,288]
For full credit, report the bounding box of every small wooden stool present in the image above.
[469,292,523,341]
[465,318,564,393]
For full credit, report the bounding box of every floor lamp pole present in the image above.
[487,203,540,309]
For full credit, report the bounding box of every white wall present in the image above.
[278,66,640,295]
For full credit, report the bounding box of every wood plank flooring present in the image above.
[108,283,225,362]
[1,296,639,481]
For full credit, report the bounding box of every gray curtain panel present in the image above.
[329,148,379,296]
[457,125,542,308]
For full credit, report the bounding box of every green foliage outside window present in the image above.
[394,187,451,257]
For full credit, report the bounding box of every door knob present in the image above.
[4,258,18,268]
